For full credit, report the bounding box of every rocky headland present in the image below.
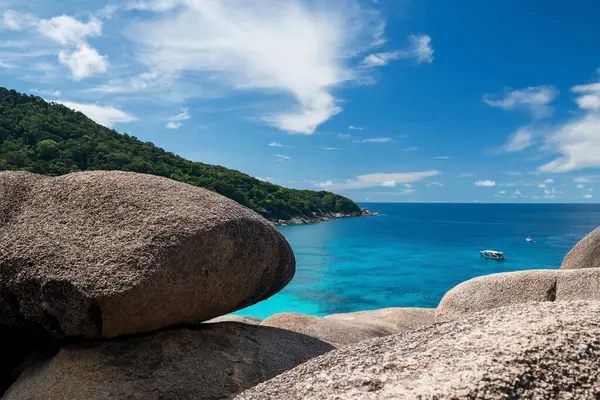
[1,170,600,399]
[275,208,378,226]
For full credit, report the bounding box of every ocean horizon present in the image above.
[235,202,600,319]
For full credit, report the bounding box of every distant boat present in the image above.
[526,237,534,243]
[480,250,506,260]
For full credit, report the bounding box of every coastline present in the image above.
[273,207,378,227]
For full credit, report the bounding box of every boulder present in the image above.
[561,226,600,269]
[436,269,558,322]
[324,307,435,332]
[238,301,600,399]
[557,268,600,301]
[4,322,334,400]
[207,315,262,325]
[0,171,295,338]
[260,309,432,347]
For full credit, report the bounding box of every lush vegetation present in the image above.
[0,87,360,220]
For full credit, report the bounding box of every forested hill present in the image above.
[0,88,360,221]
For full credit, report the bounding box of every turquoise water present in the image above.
[235,203,600,319]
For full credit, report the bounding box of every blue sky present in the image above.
[1,0,600,203]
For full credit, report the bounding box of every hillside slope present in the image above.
[0,88,360,221]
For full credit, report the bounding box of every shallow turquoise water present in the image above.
[235,203,600,319]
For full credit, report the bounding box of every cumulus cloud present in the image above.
[58,43,108,80]
[362,34,433,67]
[268,142,285,148]
[537,72,600,173]
[52,100,137,127]
[474,180,496,187]
[315,170,440,190]
[483,86,558,119]
[165,108,191,129]
[583,194,593,199]
[348,125,363,130]
[2,11,108,79]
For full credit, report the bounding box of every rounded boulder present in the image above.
[0,171,295,338]
[238,301,600,399]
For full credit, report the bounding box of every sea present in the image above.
[234,203,600,319]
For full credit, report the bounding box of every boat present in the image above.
[480,250,506,260]
[526,236,534,243]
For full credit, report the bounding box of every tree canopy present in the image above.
[0,87,360,221]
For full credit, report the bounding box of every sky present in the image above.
[1,0,600,203]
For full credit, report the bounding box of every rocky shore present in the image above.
[275,207,378,227]
[2,170,600,399]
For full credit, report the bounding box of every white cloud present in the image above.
[322,147,341,151]
[354,137,392,143]
[316,170,440,190]
[496,190,507,196]
[537,184,546,189]
[165,108,191,129]
[427,181,444,187]
[577,184,585,189]
[401,146,419,152]
[348,125,363,130]
[127,0,389,134]
[513,190,523,197]
[544,178,554,184]
[52,100,137,128]
[584,194,593,199]
[459,173,475,178]
[433,156,450,160]
[58,43,108,80]
[483,85,558,119]
[269,142,285,148]
[275,154,291,161]
[506,171,522,176]
[538,113,600,173]
[316,180,333,188]
[3,11,108,80]
[255,176,274,182]
[474,180,496,187]
[574,177,594,183]
[503,126,535,152]
[37,15,102,45]
[0,61,14,68]
[538,71,600,173]
[362,34,433,67]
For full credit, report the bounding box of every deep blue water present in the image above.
[235,203,600,319]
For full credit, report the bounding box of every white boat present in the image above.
[526,237,533,243]
[480,250,506,260]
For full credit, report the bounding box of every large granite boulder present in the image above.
[261,308,434,347]
[561,226,600,269]
[436,270,558,322]
[238,301,600,399]
[0,171,295,338]
[4,322,334,400]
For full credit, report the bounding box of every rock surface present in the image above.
[324,307,434,332]
[207,315,262,325]
[238,301,600,399]
[261,308,434,347]
[0,171,295,338]
[436,269,558,322]
[561,226,600,269]
[4,322,334,400]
